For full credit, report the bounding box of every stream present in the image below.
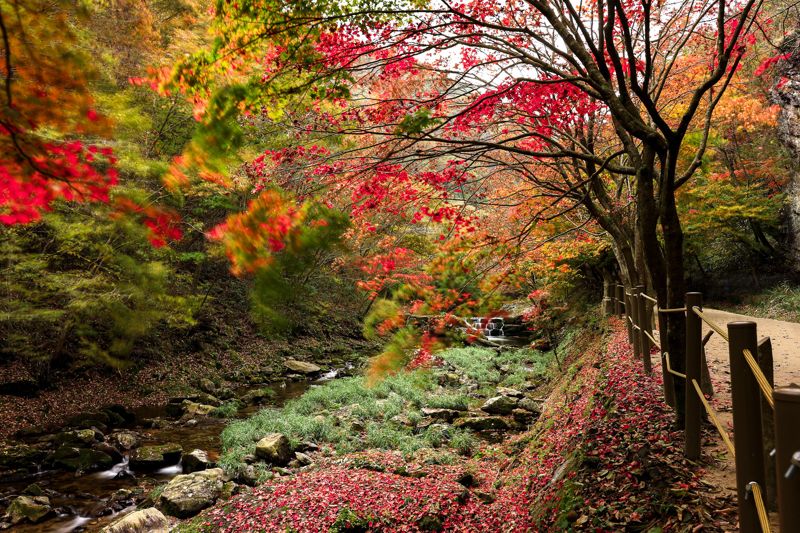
[0,370,346,532]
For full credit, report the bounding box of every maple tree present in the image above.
[166,0,778,422]
[0,0,119,223]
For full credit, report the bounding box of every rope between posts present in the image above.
[628,316,634,325]
[663,352,686,379]
[747,482,771,533]
[692,307,729,342]
[656,306,687,313]
[640,293,657,303]
[691,379,735,458]
[633,324,641,331]
[742,348,775,409]
[643,330,661,350]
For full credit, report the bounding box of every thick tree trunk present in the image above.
[660,151,688,425]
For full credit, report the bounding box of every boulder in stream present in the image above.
[102,507,168,533]
[47,445,116,472]
[0,444,47,472]
[284,359,322,374]
[255,433,291,465]
[182,449,212,473]
[4,495,53,525]
[182,400,216,417]
[159,467,224,518]
[110,430,140,450]
[54,429,99,447]
[129,443,183,470]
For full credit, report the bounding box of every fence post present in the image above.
[774,386,800,533]
[757,337,776,510]
[625,288,634,346]
[602,281,614,316]
[728,321,765,533]
[637,286,652,374]
[615,284,624,316]
[631,287,642,360]
[657,305,676,408]
[684,292,703,460]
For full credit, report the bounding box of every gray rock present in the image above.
[93,443,123,463]
[129,443,182,470]
[220,481,239,500]
[496,387,523,398]
[195,392,222,407]
[236,464,259,486]
[518,398,543,415]
[54,429,99,447]
[159,468,224,518]
[47,446,115,472]
[420,408,461,421]
[102,508,168,533]
[453,416,511,431]
[294,452,313,466]
[296,441,319,453]
[182,400,216,417]
[241,388,272,405]
[110,431,140,450]
[512,408,536,424]
[182,449,212,473]
[255,433,291,465]
[0,444,46,471]
[198,378,217,395]
[22,483,44,496]
[284,359,322,374]
[480,396,517,415]
[4,495,52,524]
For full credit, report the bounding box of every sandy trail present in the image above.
[701,308,800,390]
[657,308,800,531]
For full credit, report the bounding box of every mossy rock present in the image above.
[0,444,47,471]
[54,429,99,447]
[47,446,115,472]
[5,495,53,524]
[130,443,183,470]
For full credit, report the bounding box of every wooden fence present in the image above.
[603,283,800,533]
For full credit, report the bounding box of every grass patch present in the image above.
[220,343,556,474]
[726,281,800,322]
[211,400,243,418]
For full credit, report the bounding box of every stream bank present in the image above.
[0,359,358,532]
[176,322,739,532]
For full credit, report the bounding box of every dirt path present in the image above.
[687,308,800,532]
[701,308,800,389]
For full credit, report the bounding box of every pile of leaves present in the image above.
[538,319,739,531]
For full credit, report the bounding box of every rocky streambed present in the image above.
[0,359,351,532]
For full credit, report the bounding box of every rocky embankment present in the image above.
[0,357,352,531]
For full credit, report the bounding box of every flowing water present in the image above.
[0,375,343,532]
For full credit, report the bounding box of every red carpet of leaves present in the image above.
[553,321,736,531]
[195,322,734,531]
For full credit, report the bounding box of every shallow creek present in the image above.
[0,373,343,532]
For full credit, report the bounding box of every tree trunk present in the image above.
[660,150,688,425]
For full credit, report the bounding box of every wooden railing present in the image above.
[603,283,800,533]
